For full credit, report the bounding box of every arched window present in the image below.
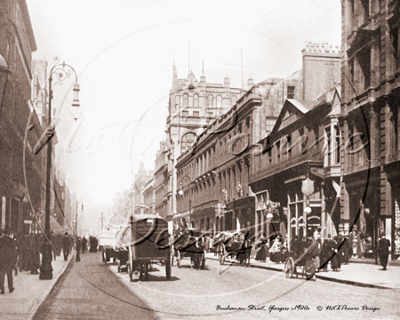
[216,96,222,108]
[231,95,237,106]
[193,94,199,107]
[181,132,197,153]
[183,94,189,106]
[207,95,213,108]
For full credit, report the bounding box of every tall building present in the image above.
[133,162,153,215]
[340,0,400,259]
[0,0,40,234]
[154,65,245,222]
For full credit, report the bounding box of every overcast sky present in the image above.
[26,0,341,231]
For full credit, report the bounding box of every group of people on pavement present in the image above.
[0,228,100,295]
[253,226,392,272]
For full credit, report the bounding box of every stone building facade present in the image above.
[0,0,41,234]
[175,86,263,237]
[154,65,245,224]
[340,0,400,259]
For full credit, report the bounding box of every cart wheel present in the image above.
[219,253,225,265]
[128,262,133,282]
[166,259,171,280]
[102,251,107,265]
[284,257,294,278]
[177,251,181,268]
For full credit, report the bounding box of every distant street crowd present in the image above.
[0,228,99,294]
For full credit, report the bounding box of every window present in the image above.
[182,110,188,116]
[287,86,295,99]
[358,47,371,92]
[207,95,213,107]
[324,126,331,167]
[194,94,199,107]
[183,94,189,106]
[216,96,222,108]
[286,134,292,158]
[231,95,237,106]
[276,141,281,162]
[266,118,275,133]
[193,111,199,116]
[334,125,340,164]
[181,132,197,153]
[391,27,399,73]
[175,95,180,107]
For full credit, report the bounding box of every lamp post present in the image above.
[35,60,80,280]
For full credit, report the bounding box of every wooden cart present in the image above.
[125,214,171,281]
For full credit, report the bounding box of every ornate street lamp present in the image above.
[34,60,80,280]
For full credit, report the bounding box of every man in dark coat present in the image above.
[331,235,341,271]
[29,234,41,274]
[379,236,391,270]
[81,236,87,254]
[75,237,81,262]
[0,228,17,293]
[63,232,71,261]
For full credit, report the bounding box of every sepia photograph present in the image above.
[0,0,399,319]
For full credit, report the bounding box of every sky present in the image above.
[26,0,341,233]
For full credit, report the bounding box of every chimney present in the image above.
[248,77,254,88]
[224,76,230,88]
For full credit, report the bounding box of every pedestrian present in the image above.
[331,235,341,271]
[75,237,81,262]
[50,231,58,261]
[255,235,267,262]
[319,236,332,271]
[29,234,41,274]
[81,236,87,254]
[63,232,71,261]
[269,234,282,263]
[0,228,17,293]
[378,235,391,270]
[19,233,29,272]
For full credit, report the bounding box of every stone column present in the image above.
[370,40,377,88]
[369,105,378,165]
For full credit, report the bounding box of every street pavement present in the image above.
[32,253,158,320]
[0,253,73,320]
[1,251,399,319]
[205,253,400,289]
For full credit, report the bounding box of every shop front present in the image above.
[345,177,380,259]
[225,196,255,237]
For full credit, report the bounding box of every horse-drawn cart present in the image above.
[284,240,317,280]
[124,214,171,281]
[213,231,252,267]
[172,228,206,269]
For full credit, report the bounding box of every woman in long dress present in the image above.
[255,236,267,262]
